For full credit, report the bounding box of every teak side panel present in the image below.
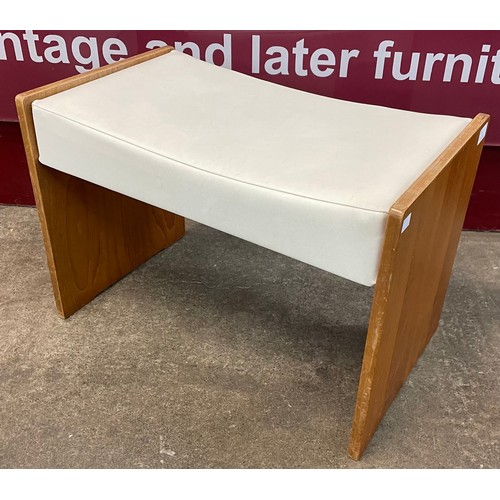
[349,114,489,460]
[16,47,185,318]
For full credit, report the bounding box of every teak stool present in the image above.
[16,46,489,460]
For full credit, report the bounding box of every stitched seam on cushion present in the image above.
[33,103,389,215]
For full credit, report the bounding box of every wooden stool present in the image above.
[16,46,489,459]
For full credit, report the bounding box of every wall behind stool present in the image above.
[0,121,34,206]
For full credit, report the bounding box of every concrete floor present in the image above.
[0,205,499,468]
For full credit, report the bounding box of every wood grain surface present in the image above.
[349,113,490,460]
[16,46,185,318]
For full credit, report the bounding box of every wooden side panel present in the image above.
[16,47,185,318]
[349,114,489,460]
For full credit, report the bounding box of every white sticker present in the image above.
[401,213,412,233]
[477,123,488,145]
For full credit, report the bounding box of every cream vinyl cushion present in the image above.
[32,51,471,285]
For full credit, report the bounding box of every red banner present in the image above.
[1,30,499,144]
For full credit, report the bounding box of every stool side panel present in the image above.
[349,113,489,460]
[15,47,185,318]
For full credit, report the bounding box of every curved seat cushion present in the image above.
[32,51,471,285]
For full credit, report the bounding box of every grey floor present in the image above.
[0,205,499,468]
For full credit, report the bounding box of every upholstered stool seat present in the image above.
[31,51,470,285]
